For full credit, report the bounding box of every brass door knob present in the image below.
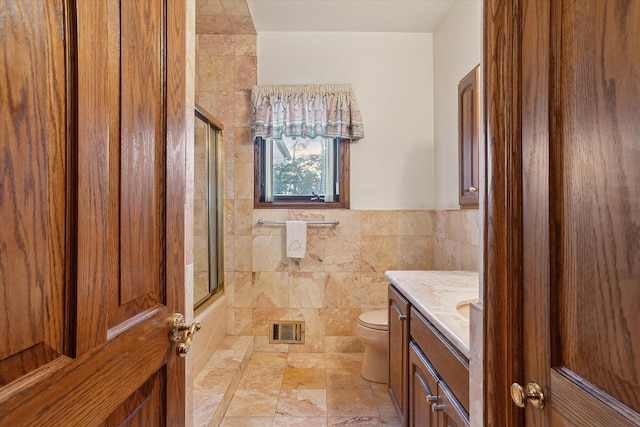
[510,382,545,410]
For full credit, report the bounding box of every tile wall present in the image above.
[237,209,480,353]
[195,0,481,353]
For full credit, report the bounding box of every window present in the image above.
[250,84,364,209]
[255,135,350,208]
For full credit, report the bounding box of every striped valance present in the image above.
[251,84,365,141]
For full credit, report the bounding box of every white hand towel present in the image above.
[286,221,307,258]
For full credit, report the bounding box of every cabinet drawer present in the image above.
[410,307,470,412]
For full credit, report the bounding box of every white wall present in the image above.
[433,0,482,209]
[257,32,434,209]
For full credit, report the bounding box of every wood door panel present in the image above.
[0,0,67,381]
[118,0,165,311]
[102,366,163,427]
[550,369,640,427]
[0,344,62,386]
[0,308,169,426]
[551,0,640,414]
[76,0,111,355]
[105,0,167,329]
[521,0,550,425]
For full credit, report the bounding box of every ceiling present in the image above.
[246,0,455,33]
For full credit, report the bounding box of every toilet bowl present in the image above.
[356,309,389,383]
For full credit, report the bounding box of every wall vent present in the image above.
[269,320,305,344]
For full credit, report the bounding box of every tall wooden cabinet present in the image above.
[458,65,480,208]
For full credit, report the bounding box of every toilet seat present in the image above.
[358,309,388,331]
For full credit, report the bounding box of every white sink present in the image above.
[455,298,479,319]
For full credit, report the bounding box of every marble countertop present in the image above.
[385,270,479,358]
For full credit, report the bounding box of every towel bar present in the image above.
[257,219,339,226]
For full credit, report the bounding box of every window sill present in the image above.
[254,201,349,210]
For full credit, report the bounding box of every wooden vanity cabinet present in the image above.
[410,307,469,427]
[388,284,470,427]
[388,285,410,426]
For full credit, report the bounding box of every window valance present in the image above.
[251,84,365,141]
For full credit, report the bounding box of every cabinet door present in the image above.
[409,343,438,427]
[438,380,470,427]
[458,65,480,208]
[389,285,410,426]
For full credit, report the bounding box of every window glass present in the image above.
[194,106,224,312]
[255,136,349,209]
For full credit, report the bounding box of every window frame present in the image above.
[254,136,350,209]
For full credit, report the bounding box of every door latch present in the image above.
[170,313,201,357]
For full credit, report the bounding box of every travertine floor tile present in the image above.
[282,367,326,389]
[326,388,378,417]
[327,417,383,426]
[325,353,362,369]
[219,352,401,426]
[287,352,326,369]
[192,392,222,427]
[237,366,284,389]
[379,417,403,426]
[224,389,279,417]
[220,416,274,426]
[276,389,327,417]
[326,367,371,390]
[371,383,397,417]
[273,415,328,426]
[247,351,288,368]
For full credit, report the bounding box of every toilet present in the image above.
[356,309,389,383]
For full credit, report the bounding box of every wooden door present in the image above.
[485,0,640,425]
[0,0,188,425]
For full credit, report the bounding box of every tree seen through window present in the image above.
[272,137,326,197]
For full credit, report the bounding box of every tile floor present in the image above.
[219,352,402,426]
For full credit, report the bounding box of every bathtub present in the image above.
[192,294,228,376]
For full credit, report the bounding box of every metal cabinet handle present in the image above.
[391,304,407,321]
[170,313,201,357]
[432,403,445,412]
[468,186,477,193]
